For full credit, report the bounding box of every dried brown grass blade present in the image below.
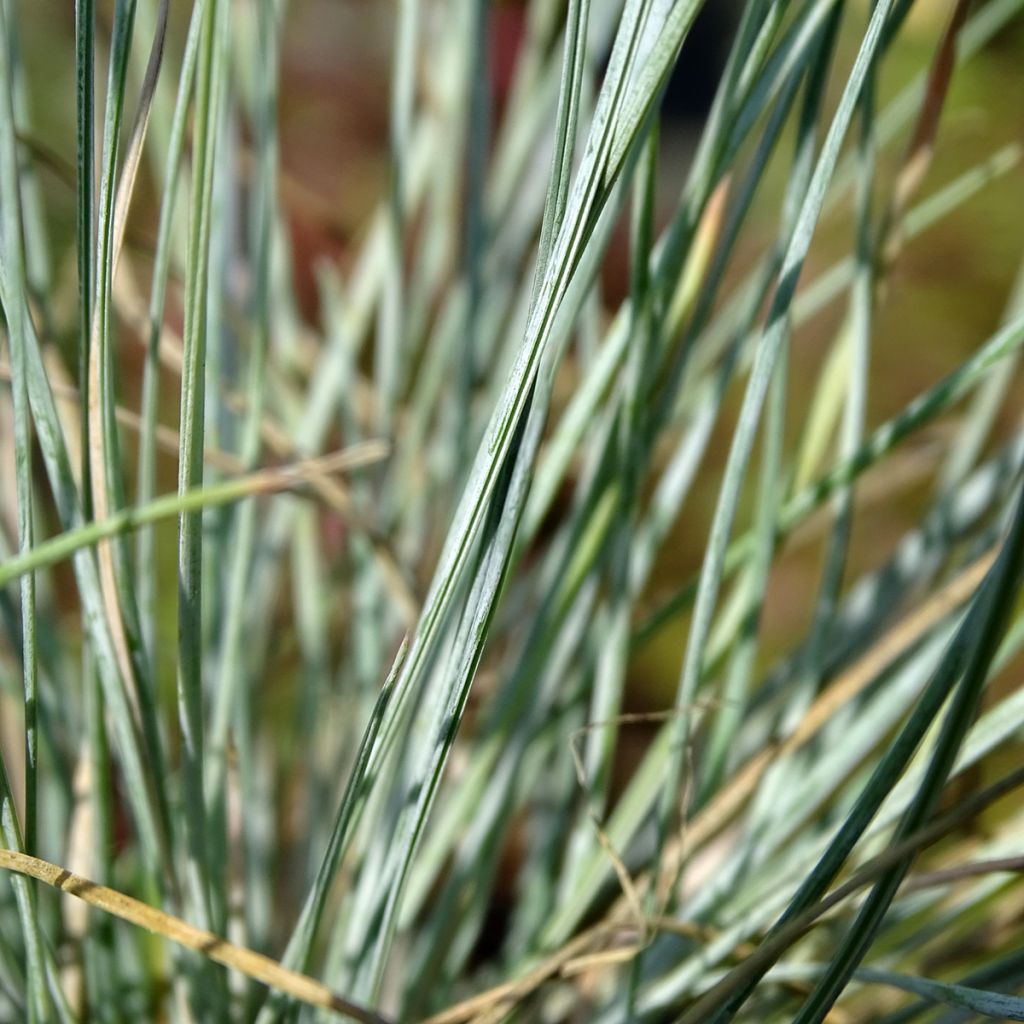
[420,927,607,1024]
[0,848,392,1024]
[112,0,169,275]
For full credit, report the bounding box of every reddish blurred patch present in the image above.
[491,5,526,113]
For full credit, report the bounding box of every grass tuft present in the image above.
[1,1,1024,1021]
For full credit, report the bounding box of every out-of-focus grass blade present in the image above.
[377,0,421,436]
[0,446,388,590]
[940,259,1024,493]
[204,0,279,938]
[875,945,1024,1024]
[572,122,659,917]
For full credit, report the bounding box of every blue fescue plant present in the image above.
[2,0,1024,1021]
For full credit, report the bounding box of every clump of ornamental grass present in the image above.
[2,0,1024,1021]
